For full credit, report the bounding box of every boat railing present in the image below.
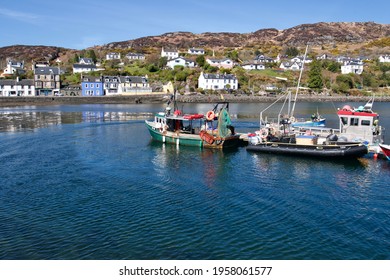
[294,126,340,137]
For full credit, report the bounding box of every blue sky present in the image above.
[1,0,389,50]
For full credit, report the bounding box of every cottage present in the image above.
[106,52,121,60]
[161,47,179,60]
[316,53,331,60]
[206,58,234,69]
[126,52,145,60]
[81,76,104,96]
[119,75,151,94]
[34,66,61,96]
[188,48,205,55]
[73,64,97,73]
[254,54,275,64]
[1,59,25,77]
[166,57,196,69]
[198,72,238,90]
[0,78,35,96]
[341,62,364,75]
[79,57,94,65]
[279,61,302,71]
[291,56,312,64]
[379,54,390,63]
[242,63,265,70]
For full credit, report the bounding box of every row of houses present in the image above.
[0,70,239,96]
[82,75,151,96]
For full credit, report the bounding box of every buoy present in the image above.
[206,111,215,121]
[373,153,378,159]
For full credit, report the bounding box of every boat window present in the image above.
[341,117,348,125]
[361,120,371,126]
[350,118,359,126]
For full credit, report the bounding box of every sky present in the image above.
[1,0,389,50]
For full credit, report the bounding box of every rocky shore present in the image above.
[1,93,389,107]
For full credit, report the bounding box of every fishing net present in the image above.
[218,108,232,137]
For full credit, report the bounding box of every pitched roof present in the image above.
[0,79,34,86]
[202,73,237,80]
[34,67,60,75]
[119,76,147,83]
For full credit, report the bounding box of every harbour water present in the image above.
[0,101,389,260]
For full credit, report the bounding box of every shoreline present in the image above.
[1,94,389,107]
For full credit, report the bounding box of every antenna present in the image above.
[290,44,309,118]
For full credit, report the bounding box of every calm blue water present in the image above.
[0,102,389,260]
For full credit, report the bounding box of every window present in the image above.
[85,84,88,88]
[341,117,348,125]
[361,120,371,126]
[91,84,94,88]
[350,118,359,126]
[96,84,100,88]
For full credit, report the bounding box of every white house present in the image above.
[206,58,234,69]
[0,78,35,96]
[106,52,121,60]
[379,54,390,63]
[198,72,238,90]
[73,64,98,73]
[242,63,265,70]
[166,57,196,69]
[1,59,25,77]
[341,62,364,75]
[161,47,179,60]
[254,54,274,63]
[291,56,312,64]
[188,48,205,55]
[73,57,98,73]
[126,52,145,60]
[316,53,331,60]
[279,61,302,71]
[119,75,151,95]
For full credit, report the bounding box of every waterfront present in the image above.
[0,102,389,259]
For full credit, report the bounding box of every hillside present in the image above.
[103,22,390,50]
[1,22,390,63]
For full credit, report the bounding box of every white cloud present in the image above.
[0,8,40,23]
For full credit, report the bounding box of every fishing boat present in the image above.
[379,144,390,160]
[145,100,241,149]
[291,112,326,127]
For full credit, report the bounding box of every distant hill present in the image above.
[0,45,68,63]
[102,22,390,49]
[1,22,389,63]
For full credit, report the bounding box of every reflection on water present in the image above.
[0,109,153,132]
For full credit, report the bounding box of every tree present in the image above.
[308,60,323,90]
[327,61,340,73]
[158,57,167,69]
[195,55,205,67]
[85,49,97,63]
[227,50,239,62]
[285,47,299,57]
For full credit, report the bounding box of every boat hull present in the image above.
[145,120,241,149]
[247,142,368,158]
[379,144,390,160]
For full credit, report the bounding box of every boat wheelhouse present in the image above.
[337,99,383,148]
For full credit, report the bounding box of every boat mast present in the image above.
[290,44,309,118]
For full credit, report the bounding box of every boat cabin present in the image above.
[153,110,205,134]
[337,103,382,145]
